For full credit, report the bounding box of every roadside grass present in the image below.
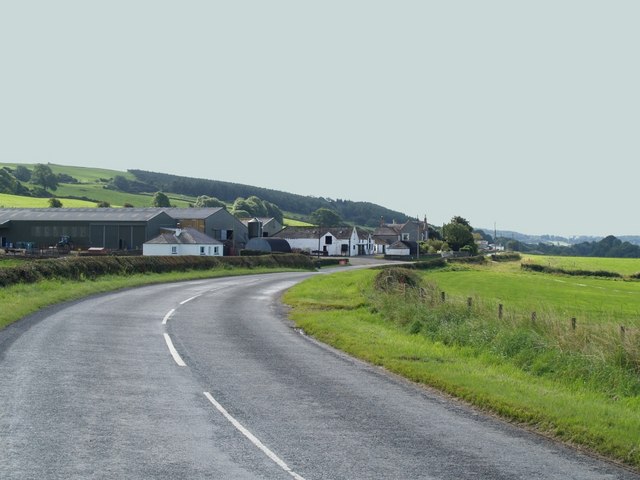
[0,267,299,332]
[0,193,97,208]
[283,268,640,469]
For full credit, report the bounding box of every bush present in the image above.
[0,254,315,287]
[521,263,622,278]
[491,253,521,262]
[374,267,421,292]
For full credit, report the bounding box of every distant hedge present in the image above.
[0,254,315,287]
[521,263,622,278]
[490,253,521,262]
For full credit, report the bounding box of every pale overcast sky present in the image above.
[1,2,638,237]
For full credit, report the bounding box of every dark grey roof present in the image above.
[272,226,355,240]
[245,237,291,253]
[162,207,226,219]
[0,208,171,223]
[145,228,222,245]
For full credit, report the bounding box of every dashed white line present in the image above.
[203,392,305,480]
[163,333,186,367]
[180,295,200,305]
[162,309,176,325]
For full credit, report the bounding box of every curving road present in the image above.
[0,270,638,479]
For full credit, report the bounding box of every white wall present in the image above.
[143,243,223,256]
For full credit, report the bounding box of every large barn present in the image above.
[0,208,175,251]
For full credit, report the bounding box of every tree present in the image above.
[48,198,63,208]
[123,203,135,208]
[310,208,342,227]
[31,164,58,191]
[195,195,226,208]
[152,191,171,207]
[14,165,31,182]
[96,201,111,207]
[442,216,476,253]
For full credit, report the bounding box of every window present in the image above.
[171,246,177,254]
[325,235,333,245]
[214,246,219,255]
[200,246,205,255]
[401,233,410,241]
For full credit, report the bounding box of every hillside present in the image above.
[0,163,412,227]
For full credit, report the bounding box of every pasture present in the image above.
[425,257,640,326]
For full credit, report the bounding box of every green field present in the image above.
[284,257,640,469]
[522,254,640,276]
[0,193,97,208]
[424,258,640,326]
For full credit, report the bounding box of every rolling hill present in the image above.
[0,162,412,228]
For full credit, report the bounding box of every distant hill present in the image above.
[129,169,412,228]
[0,162,413,228]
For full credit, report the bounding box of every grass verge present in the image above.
[283,269,640,470]
[0,267,297,331]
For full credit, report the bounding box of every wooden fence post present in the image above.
[498,304,503,320]
[467,297,472,309]
[441,291,446,302]
[571,318,576,330]
[620,325,626,340]
[531,311,537,323]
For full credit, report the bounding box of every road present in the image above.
[0,269,638,479]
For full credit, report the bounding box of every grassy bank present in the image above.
[283,266,640,470]
[0,253,315,331]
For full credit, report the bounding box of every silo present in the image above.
[247,219,263,239]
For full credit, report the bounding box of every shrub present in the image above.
[374,267,421,293]
[0,254,314,287]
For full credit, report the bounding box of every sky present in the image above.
[1,1,639,237]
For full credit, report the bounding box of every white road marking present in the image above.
[203,392,305,480]
[162,309,175,325]
[180,295,200,305]
[163,333,186,367]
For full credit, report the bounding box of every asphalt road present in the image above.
[1,269,638,479]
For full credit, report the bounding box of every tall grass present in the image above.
[371,269,640,398]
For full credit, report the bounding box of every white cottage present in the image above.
[143,227,223,256]
[272,226,373,256]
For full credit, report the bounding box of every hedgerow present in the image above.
[0,254,314,287]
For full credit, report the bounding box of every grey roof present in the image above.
[388,241,411,249]
[145,228,222,245]
[0,208,171,223]
[245,237,291,253]
[272,226,355,240]
[162,207,226,219]
[239,217,278,226]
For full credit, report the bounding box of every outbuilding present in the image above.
[244,237,291,253]
[143,227,223,256]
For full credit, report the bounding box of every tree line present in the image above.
[501,235,640,258]
[129,169,412,227]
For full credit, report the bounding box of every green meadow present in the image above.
[0,193,97,208]
[425,257,640,326]
[284,257,640,469]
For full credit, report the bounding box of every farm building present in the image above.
[272,226,374,256]
[162,208,249,255]
[143,227,223,256]
[373,219,427,254]
[244,237,291,254]
[0,208,175,251]
[239,217,283,238]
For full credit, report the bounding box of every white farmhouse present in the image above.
[272,226,374,256]
[143,227,223,256]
